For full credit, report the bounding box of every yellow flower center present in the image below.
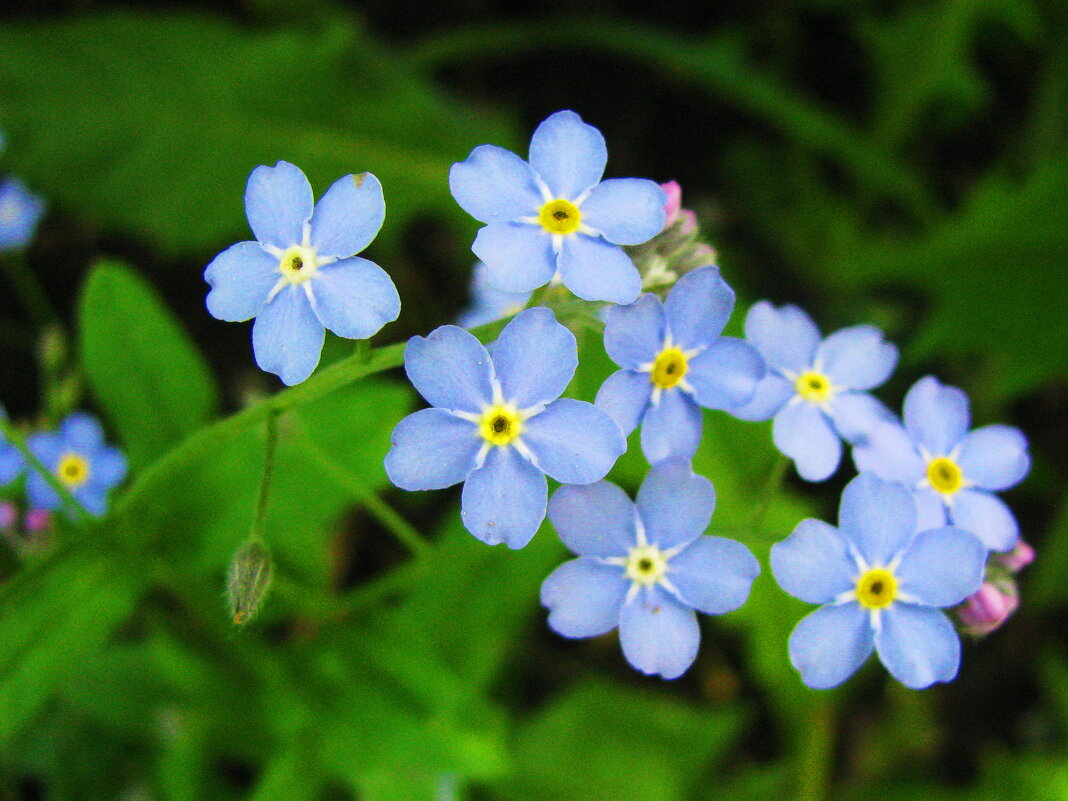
[926,457,964,495]
[625,544,669,586]
[277,245,319,285]
[478,404,523,447]
[795,371,832,403]
[56,452,90,488]
[538,199,582,235]
[856,568,897,609]
[650,348,688,389]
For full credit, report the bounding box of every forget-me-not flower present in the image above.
[457,262,531,329]
[853,376,1029,551]
[732,301,898,481]
[449,110,666,304]
[772,473,985,689]
[0,177,46,252]
[0,405,25,486]
[541,458,759,679]
[205,161,400,386]
[594,267,765,464]
[27,413,127,517]
[385,307,625,549]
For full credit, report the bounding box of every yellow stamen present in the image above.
[650,348,688,389]
[926,457,964,495]
[56,452,90,488]
[625,544,669,586]
[795,371,832,403]
[478,404,523,447]
[277,245,319,285]
[538,199,582,235]
[856,568,897,609]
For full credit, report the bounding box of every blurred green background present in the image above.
[0,0,1066,798]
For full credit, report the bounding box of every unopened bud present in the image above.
[957,581,1019,636]
[0,502,17,532]
[676,209,698,237]
[38,326,68,374]
[660,181,682,228]
[24,508,52,533]
[996,540,1034,573]
[227,539,273,625]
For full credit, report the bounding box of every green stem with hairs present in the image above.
[750,453,791,530]
[248,409,280,543]
[797,697,836,801]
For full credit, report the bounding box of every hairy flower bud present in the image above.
[956,581,1019,637]
[996,540,1034,573]
[227,538,273,625]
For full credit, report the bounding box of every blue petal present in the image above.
[523,399,625,485]
[461,445,547,548]
[558,234,641,304]
[729,374,793,422]
[594,369,652,436]
[580,178,665,245]
[384,409,480,490]
[548,480,637,556]
[61,413,104,452]
[788,603,874,689]
[895,527,985,607]
[830,392,896,444]
[26,470,61,511]
[744,301,821,374]
[669,536,759,615]
[640,389,702,465]
[204,242,279,322]
[817,325,898,391]
[458,263,531,328]
[251,286,325,386]
[472,222,556,293]
[949,489,1019,552]
[541,558,628,638]
[309,172,385,258]
[619,585,700,680]
[404,325,494,414]
[687,337,765,411]
[450,145,543,223]
[75,486,108,517]
[244,161,313,249]
[838,473,916,566]
[0,178,46,251]
[852,421,924,483]
[664,267,735,352]
[528,110,606,200]
[492,307,576,407]
[87,447,127,491]
[771,519,857,604]
[636,457,715,550]
[27,432,62,468]
[903,376,970,455]
[603,293,665,369]
[0,445,23,485]
[957,425,1030,491]
[874,604,960,689]
[772,401,842,481]
[310,256,400,340]
[914,489,949,532]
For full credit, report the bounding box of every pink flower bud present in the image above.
[677,209,698,236]
[997,540,1034,573]
[957,582,1019,636]
[24,508,52,534]
[660,181,682,228]
[0,502,17,531]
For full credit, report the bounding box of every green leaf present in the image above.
[78,260,218,470]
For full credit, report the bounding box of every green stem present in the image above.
[797,698,835,801]
[750,453,790,530]
[249,410,280,542]
[0,418,92,524]
[1,252,57,329]
[354,339,372,363]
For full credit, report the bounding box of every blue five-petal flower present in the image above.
[449,110,666,304]
[384,307,626,549]
[853,375,1030,551]
[541,458,759,680]
[595,266,765,464]
[733,301,899,482]
[204,161,401,386]
[26,412,127,517]
[771,472,986,689]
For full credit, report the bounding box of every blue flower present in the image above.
[853,376,1029,552]
[384,307,625,549]
[541,458,758,679]
[0,177,46,252]
[449,110,665,304]
[204,161,400,386]
[26,413,127,517]
[594,267,765,464]
[457,262,531,329]
[732,301,898,481]
[0,404,25,485]
[771,473,985,689]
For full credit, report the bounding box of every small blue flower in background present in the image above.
[385,307,625,549]
[595,266,765,464]
[541,458,759,679]
[771,473,985,689]
[0,404,25,486]
[27,413,127,517]
[854,376,1029,552]
[732,301,898,481]
[0,177,46,252]
[204,161,400,386]
[449,110,665,304]
[457,262,531,329]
